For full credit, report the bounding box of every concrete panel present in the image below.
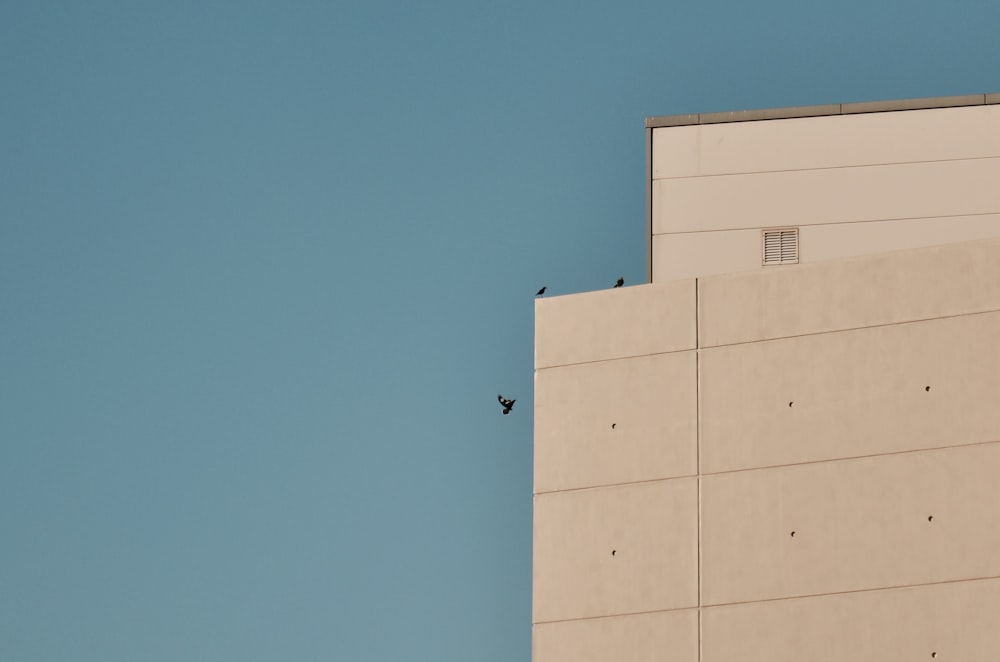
[534,609,698,662]
[700,312,1000,473]
[652,157,1000,234]
[800,214,1000,262]
[533,479,697,623]
[535,280,695,369]
[535,352,696,493]
[651,216,1000,282]
[701,443,1000,605]
[652,104,1000,179]
[703,578,1000,662]
[698,237,1000,347]
[652,230,761,281]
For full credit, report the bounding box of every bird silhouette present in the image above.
[536,286,547,297]
[497,394,515,415]
[614,277,624,288]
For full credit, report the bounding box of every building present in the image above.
[533,94,1000,661]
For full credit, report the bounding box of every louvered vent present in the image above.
[762,228,799,265]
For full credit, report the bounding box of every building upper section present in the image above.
[646,93,1000,282]
[534,236,1000,492]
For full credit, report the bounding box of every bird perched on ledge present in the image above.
[613,277,624,288]
[497,394,515,415]
[536,286,547,297]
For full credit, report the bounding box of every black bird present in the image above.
[498,394,515,415]
[614,277,624,288]
[536,286,547,297]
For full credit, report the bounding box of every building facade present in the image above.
[533,95,1000,661]
[647,93,1000,282]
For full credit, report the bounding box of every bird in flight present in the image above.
[498,394,516,415]
[614,277,624,288]
[536,286,547,297]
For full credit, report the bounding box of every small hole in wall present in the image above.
[611,423,616,429]
[611,550,617,557]
[788,401,794,408]
[926,386,931,392]
[790,531,796,537]
[931,653,937,659]
[928,515,934,522]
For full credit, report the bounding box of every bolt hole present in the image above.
[611,550,616,557]
[931,653,937,659]
[790,531,796,537]
[788,401,794,408]
[611,423,616,429]
[928,515,934,522]
[925,385,931,392]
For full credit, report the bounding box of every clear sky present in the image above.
[1,1,997,660]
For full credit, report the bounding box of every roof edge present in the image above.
[645,93,1000,128]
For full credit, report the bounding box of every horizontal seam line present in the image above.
[653,209,1000,236]
[651,153,1000,182]
[534,473,697,496]
[702,438,1000,477]
[533,605,697,626]
[532,442,1000,496]
[701,307,1000,349]
[535,347,695,371]
[704,574,1000,609]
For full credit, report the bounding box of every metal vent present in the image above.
[762,228,799,265]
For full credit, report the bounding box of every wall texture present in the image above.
[533,237,1000,662]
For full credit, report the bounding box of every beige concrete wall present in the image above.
[534,610,698,662]
[652,104,1000,178]
[702,578,1000,662]
[538,136,1000,660]
[533,479,698,623]
[535,279,695,368]
[698,237,1000,347]
[535,351,696,493]
[700,311,1000,473]
[533,281,701,655]
[654,214,1000,281]
[654,158,1000,234]
[650,104,1000,282]
[701,442,1000,605]
[692,240,1000,656]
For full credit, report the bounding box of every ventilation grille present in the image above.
[762,228,799,265]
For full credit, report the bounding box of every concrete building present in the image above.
[533,94,1000,661]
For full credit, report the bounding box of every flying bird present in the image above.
[498,394,516,415]
[536,286,547,297]
[614,277,624,288]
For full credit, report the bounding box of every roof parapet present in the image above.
[645,93,999,129]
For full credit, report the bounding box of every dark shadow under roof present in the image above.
[645,93,1000,128]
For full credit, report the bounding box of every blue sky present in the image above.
[1,1,997,660]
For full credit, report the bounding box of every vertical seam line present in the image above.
[695,276,702,662]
